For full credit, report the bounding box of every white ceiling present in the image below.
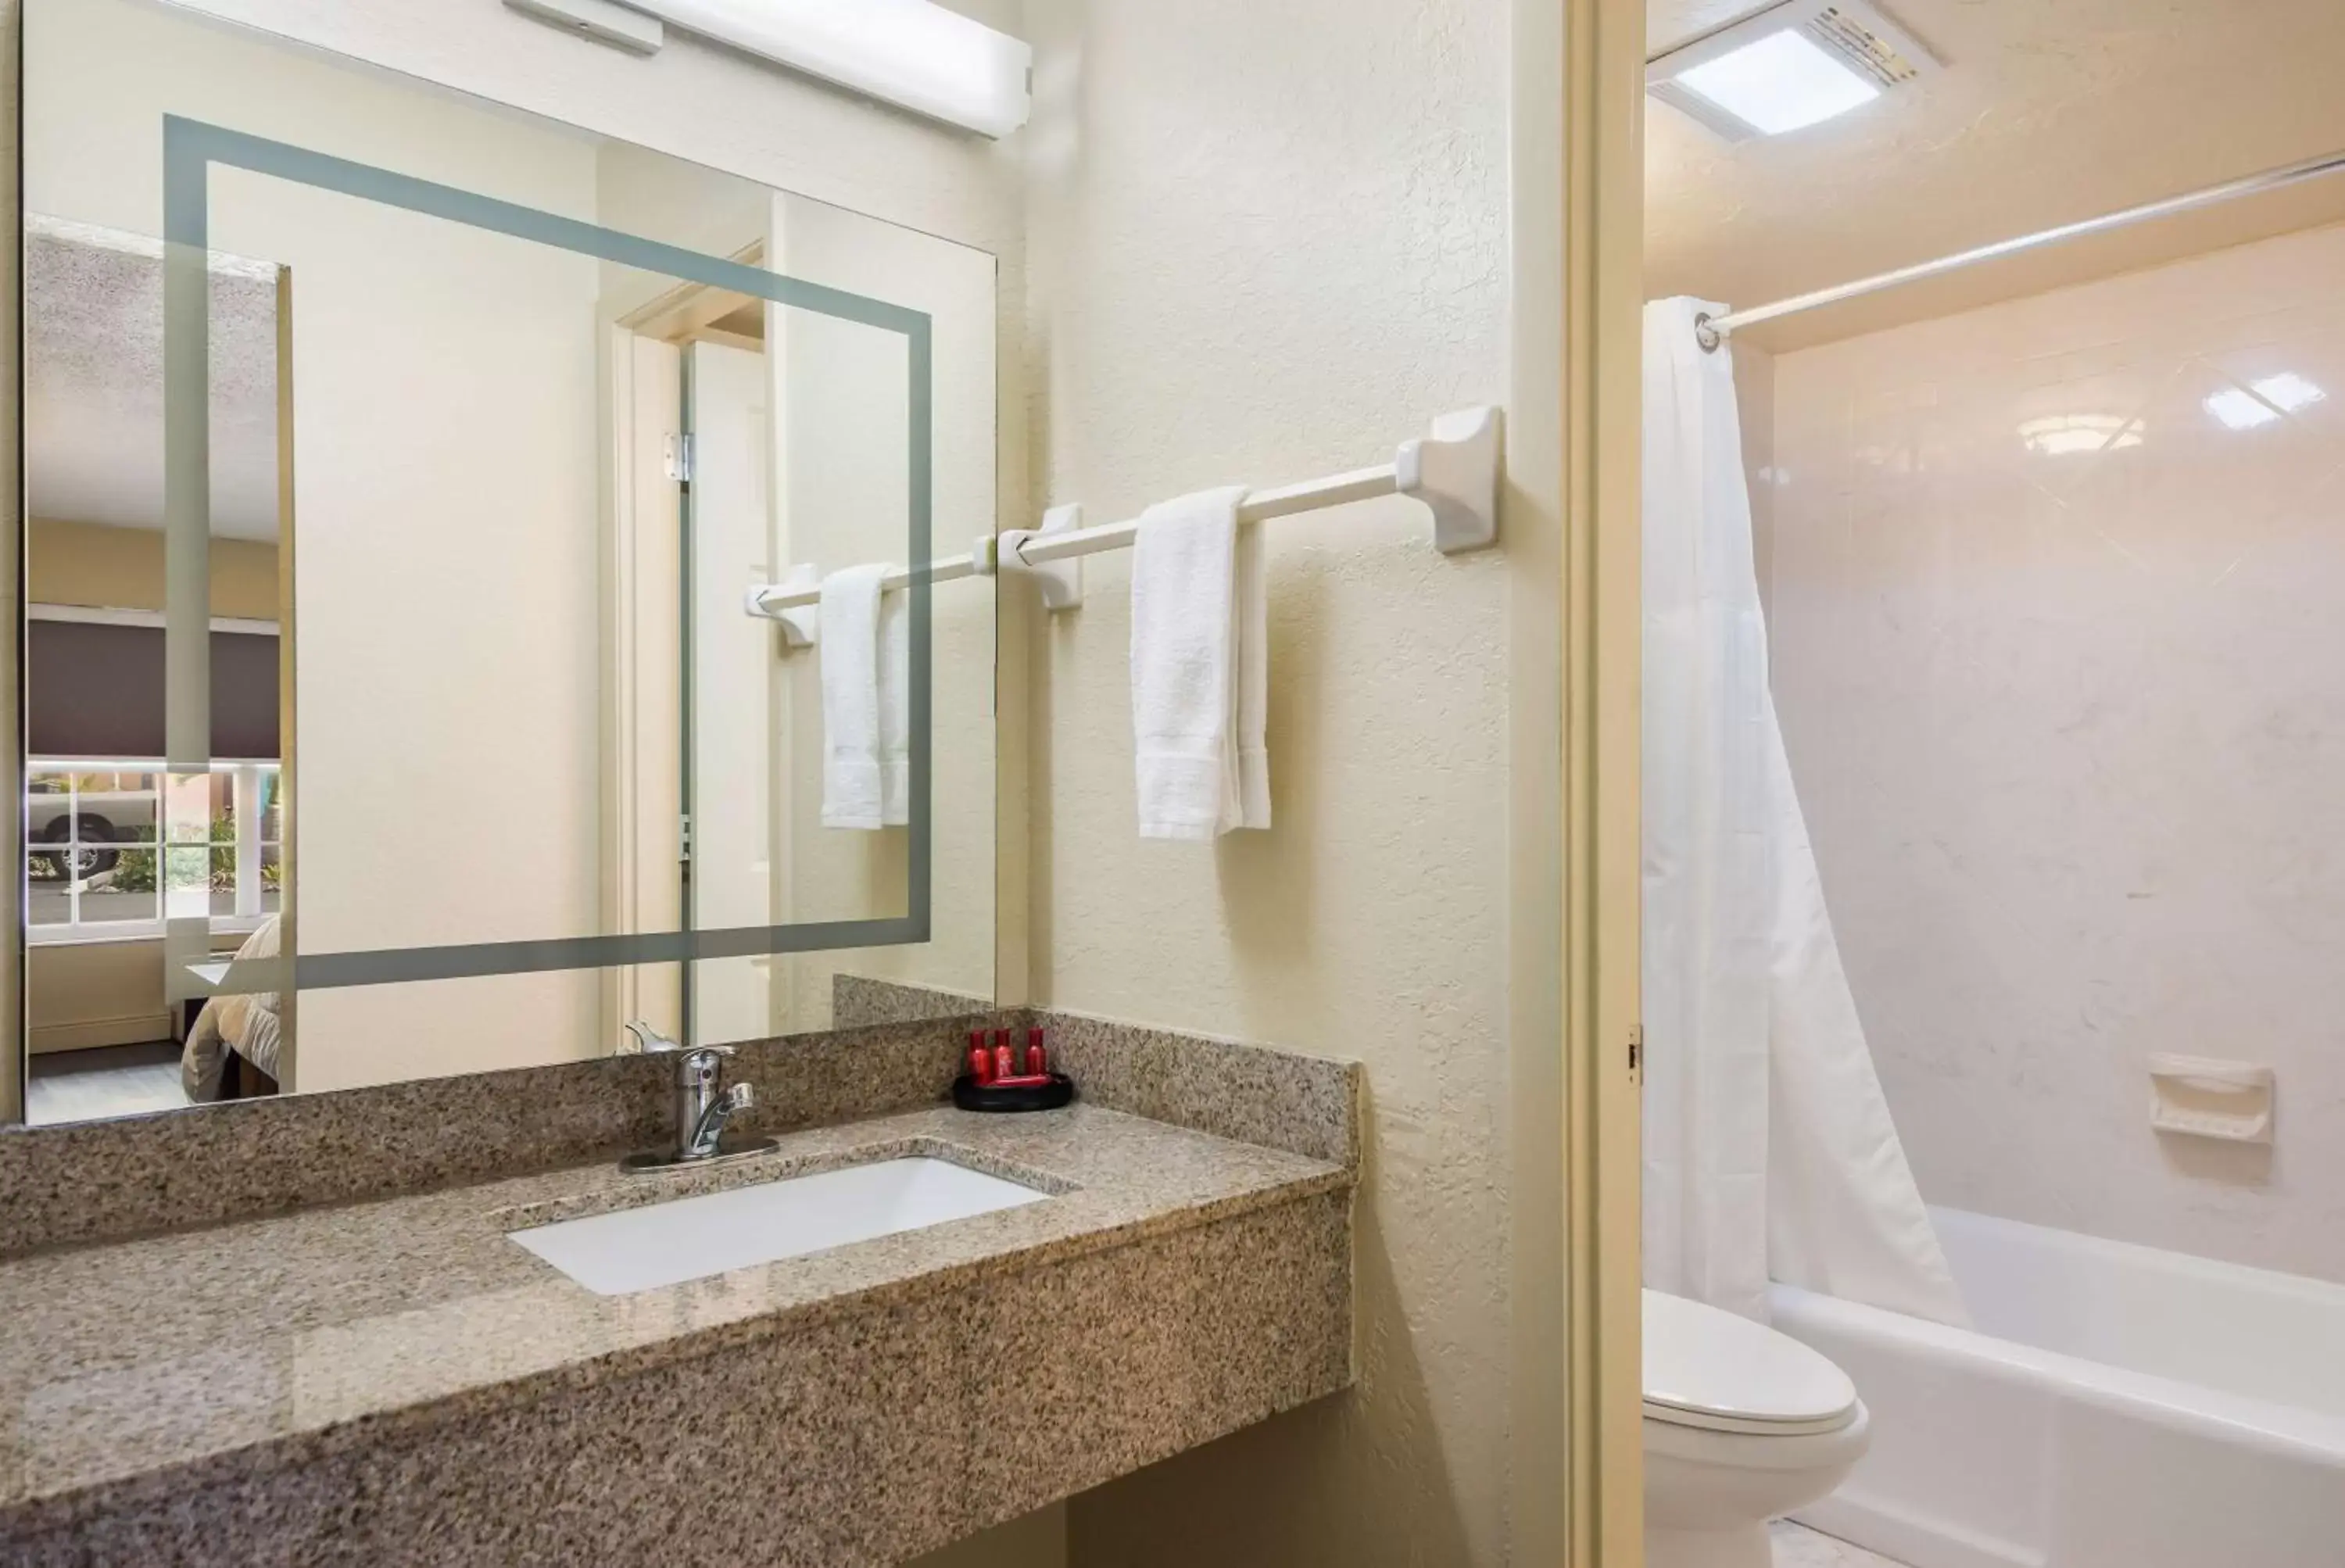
[1645,0,2345,349]
[25,218,285,541]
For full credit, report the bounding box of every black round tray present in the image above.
[951,1072,1076,1113]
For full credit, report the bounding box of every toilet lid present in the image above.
[1642,1289,1859,1436]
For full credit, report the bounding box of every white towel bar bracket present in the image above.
[1001,503,1087,610]
[742,404,1502,632]
[757,563,822,648]
[1403,404,1503,556]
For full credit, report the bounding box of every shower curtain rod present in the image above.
[1695,145,2345,351]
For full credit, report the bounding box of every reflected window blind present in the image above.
[27,621,281,760]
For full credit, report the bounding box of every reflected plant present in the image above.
[98,812,273,893]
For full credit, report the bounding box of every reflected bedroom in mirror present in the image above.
[16,0,1000,1127]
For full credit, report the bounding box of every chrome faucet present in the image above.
[674,1046,754,1158]
[620,1023,778,1173]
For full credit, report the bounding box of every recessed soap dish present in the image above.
[2148,1054,2274,1144]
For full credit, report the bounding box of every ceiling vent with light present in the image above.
[1647,0,1939,141]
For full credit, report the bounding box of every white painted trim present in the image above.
[28,602,281,635]
[27,918,269,949]
[27,1012,178,1054]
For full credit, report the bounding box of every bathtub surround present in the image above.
[1642,298,1962,1327]
[0,1104,1352,1566]
[1763,217,2345,1286]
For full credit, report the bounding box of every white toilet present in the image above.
[1642,1288,1871,1568]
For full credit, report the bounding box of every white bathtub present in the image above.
[1773,1206,2345,1568]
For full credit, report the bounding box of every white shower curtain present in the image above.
[1640,297,1967,1329]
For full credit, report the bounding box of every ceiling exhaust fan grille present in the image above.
[1807,4,1927,86]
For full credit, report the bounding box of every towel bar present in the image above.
[743,403,1502,641]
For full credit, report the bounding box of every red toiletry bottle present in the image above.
[1026,1026,1049,1078]
[992,1029,1014,1083]
[969,1029,993,1084]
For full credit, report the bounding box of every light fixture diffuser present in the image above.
[1649,0,1938,141]
[2205,373,2327,431]
[619,0,1032,138]
[1673,30,1878,135]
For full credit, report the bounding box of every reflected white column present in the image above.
[163,771,213,926]
[234,764,263,920]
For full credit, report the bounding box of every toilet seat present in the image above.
[1642,1289,1859,1437]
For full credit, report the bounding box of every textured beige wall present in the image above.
[28,517,280,620]
[26,940,170,1056]
[1022,1,1517,1563]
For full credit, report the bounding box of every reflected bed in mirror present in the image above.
[16,0,1000,1126]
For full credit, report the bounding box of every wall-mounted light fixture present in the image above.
[505,0,1033,140]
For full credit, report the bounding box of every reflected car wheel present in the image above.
[39,815,120,878]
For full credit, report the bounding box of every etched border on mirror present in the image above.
[156,116,935,997]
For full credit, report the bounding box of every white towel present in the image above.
[819,564,911,831]
[877,575,910,827]
[1130,485,1270,839]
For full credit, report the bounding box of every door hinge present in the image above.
[679,812,693,864]
[1627,1025,1644,1080]
[663,432,695,482]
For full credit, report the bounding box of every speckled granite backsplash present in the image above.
[0,1013,986,1257]
[832,974,992,1028]
[1018,1008,1359,1169]
[0,1006,1359,1258]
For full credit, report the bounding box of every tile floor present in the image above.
[26,1040,188,1125]
[1773,1521,1910,1567]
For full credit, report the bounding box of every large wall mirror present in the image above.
[16,0,1000,1124]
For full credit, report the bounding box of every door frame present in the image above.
[600,266,779,1053]
[599,327,686,1051]
[1560,0,1648,1560]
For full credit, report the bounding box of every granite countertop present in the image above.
[0,1104,1349,1538]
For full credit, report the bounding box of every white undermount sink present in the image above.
[510,1156,1051,1296]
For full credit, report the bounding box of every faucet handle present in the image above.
[623,1019,682,1054]
[674,1044,738,1090]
